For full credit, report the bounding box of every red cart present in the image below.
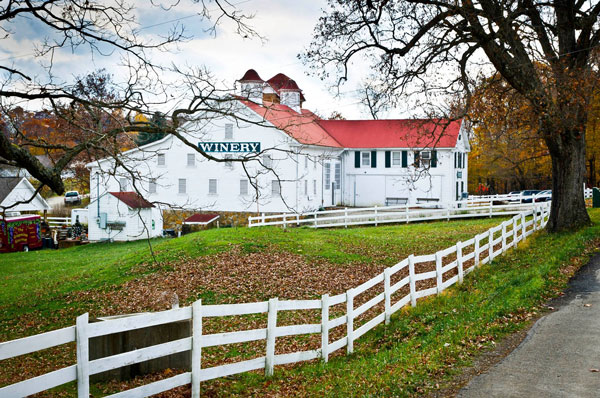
[0,215,43,253]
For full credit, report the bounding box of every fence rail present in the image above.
[0,202,551,398]
[248,196,545,228]
[46,216,71,228]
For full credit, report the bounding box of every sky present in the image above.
[0,0,399,119]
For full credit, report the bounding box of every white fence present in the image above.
[248,197,545,228]
[0,202,551,397]
[47,216,71,228]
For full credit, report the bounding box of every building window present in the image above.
[361,152,371,167]
[304,180,308,196]
[119,178,128,191]
[263,154,272,168]
[224,154,233,169]
[324,163,331,189]
[187,153,195,167]
[240,179,248,195]
[271,180,280,196]
[334,163,341,189]
[157,153,165,166]
[209,179,217,194]
[392,151,401,166]
[149,179,157,194]
[418,151,431,168]
[225,123,233,139]
[178,178,186,194]
[313,179,317,195]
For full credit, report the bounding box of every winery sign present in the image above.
[198,142,261,153]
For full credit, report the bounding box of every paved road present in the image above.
[458,253,600,398]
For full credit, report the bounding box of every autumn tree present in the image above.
[468,74,552,193]
[305,0,600,231]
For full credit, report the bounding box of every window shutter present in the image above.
[454,152,457,168]
[371,151,377,168]
[402,151,408,167]
[385,151,391,168]
[354,151,360,168]
[431,150,438,168]
[414,151,420,166]
[463,153,466,169]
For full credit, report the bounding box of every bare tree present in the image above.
[0,0,260,195]
[304,0,600,231]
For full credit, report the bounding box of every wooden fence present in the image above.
[0,202,551,398]
[47,216,71,228]
[248,197,543,228]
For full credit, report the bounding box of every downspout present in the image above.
[295,150,299,211]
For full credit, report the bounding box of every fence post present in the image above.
[408,254,417,307]
[344,208,348,228]
[313,213,317,228]
[501,222,507,252]
[384,268,391,324]
[76,313,90,398]
[346,288,354,354]
[488,228,494,261]
[513,217,518,245]
[521,212,526,239]
[489,201,493,218]
[321,294,329,363]
[374,205,378,227]
[406,204,410,223]
[436,251,443,294]
[296,214,300,226]
[262,213,265,226]
[533,206,538,231]
[191,300,202,398]
[474,235,480,267]
[457,241,464,284]
[265,298,278,376]
[283,215,287,230]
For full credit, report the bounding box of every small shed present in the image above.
[0,177,51,213]
[88,191,163,242]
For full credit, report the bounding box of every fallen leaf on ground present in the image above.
[584,304,592,307]
[589,368,600,372]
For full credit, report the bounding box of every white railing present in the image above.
[0,202,551,398]
[248,197,545,228]
[47,216,71,228]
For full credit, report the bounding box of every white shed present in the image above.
[88,191,163,242]
[0,177,51,212]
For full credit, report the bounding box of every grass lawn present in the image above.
[1,211,599,397]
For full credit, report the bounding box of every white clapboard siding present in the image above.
[0,203,552,398]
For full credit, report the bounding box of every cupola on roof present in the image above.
[239,69,264,82]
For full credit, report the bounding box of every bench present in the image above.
[385,197,408,206]
[416,198,440,203]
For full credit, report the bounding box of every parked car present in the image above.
[507,191,523,203]
[534,190,552,202]
[521,190,542,203]
[0,214,43,253]
[64,191,82,205]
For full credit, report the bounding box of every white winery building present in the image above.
[86,69,470,238]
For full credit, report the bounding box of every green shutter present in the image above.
[355,151,360,168]
[402,151,408,167]
[385,151,391,168]
[371,151,377,168]
[431,150,438,168]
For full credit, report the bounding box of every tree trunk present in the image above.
[546,130,591,232]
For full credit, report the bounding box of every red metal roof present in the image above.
[109,192,154,209]
[183,213,220,224]
[239,69,263,82]
[318,119,462,149]
[240,100,343,148]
